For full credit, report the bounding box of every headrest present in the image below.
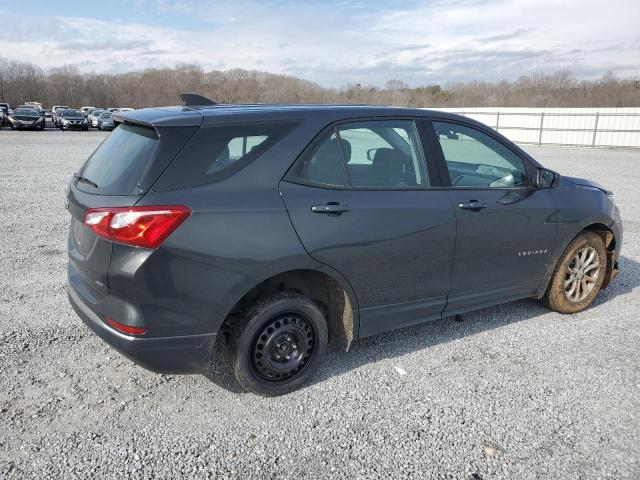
[372,148,404,181]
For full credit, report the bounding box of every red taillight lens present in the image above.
[105,317,148,336]
[83,205,191,249]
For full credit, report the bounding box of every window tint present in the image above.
[78,124,159,195]
[155,122,298,190]
[289,131,347,187]
[337,120,428,188]
[433,121,531,188]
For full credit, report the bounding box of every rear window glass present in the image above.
[78,124,159,195]
[154,121,298,191]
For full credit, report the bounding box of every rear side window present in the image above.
[289,132,347,187]
[288,119,429,189]
[154,122,299,190]
[78,124,159,195]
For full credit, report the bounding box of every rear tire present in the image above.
[542,231,606,313]
[225,292,328,396]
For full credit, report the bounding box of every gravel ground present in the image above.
[0,130,639,479]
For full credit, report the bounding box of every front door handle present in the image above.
[311,202,350,215]
[458,200,487,211]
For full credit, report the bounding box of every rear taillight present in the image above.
[83,205,191,249]
[105,317,147,336]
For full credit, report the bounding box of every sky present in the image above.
[1,0,639,87]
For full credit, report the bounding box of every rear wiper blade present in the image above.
[74,173,98,188]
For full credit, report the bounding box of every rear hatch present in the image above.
[67,121,198,300]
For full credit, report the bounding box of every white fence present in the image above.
[432,107,640,148]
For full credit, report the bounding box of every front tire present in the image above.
[542,231,606,313]
[225,292,328,396]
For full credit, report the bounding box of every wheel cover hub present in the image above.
[250,313,316,382]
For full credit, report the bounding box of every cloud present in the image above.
[479,28,534,43]
[0,0,638,87]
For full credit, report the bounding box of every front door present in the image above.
[280,119,457,337]
[427,120,557,315]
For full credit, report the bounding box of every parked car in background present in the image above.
[59,109,89,131]
[116,107,134,113]
[98,112,115,131]
[23,101,43,112]
[52,105,70,127]
[81,106,96,116]
[44,109,53,119]
[0,103,9,127]
[66,99,622,396]
[0,110,5,128]
[8,106,45,130]
[87,109,105,128]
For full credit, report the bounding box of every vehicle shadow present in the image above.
[205,254,639,394]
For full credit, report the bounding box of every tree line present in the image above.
[1,57,638,109]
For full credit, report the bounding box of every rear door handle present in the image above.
[458,200,487,211]
[311,202,350,215]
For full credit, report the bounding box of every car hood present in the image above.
[564,175,613,195]
[11,114,41,121]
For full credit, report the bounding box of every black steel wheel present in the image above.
[250,312,317,382]
[225,292,328,396]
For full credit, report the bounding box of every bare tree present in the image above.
[0,57,638,109]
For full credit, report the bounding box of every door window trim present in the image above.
[284,116,443,191]
[422,118,539,191]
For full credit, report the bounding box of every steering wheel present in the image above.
[489,173,515,188]
[451,174,466,186]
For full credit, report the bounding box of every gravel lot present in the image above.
[1,130,639,479]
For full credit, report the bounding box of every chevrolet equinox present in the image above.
[66,96,622,396]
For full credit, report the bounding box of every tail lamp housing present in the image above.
[83,205,191,249]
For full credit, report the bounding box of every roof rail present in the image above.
[180,93,217,106]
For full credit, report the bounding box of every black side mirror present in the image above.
[537,168,556,188]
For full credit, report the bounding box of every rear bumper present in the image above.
[68,283,215,374]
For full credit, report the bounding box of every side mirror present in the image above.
[366,148,379,162]
[537,168,556,188]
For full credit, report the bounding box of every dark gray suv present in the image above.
[67,99,622,396]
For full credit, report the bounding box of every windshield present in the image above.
[92,110,104,116]
[14,108,38,116]
[63,110,83,118]
[101,113,112,119]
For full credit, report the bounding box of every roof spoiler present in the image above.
[180,93,217,106]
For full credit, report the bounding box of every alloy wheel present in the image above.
[564,246,601,302]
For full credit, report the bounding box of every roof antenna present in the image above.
[180,93,217,106]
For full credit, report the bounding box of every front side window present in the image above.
[289,119,428,189]
[433,121,531,188]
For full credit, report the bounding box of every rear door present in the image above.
[67,123,196,300]
[425,119,557,314]
[280,118,456,338]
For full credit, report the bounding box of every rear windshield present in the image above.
[78,124,159,195]
[154,121,299,190]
